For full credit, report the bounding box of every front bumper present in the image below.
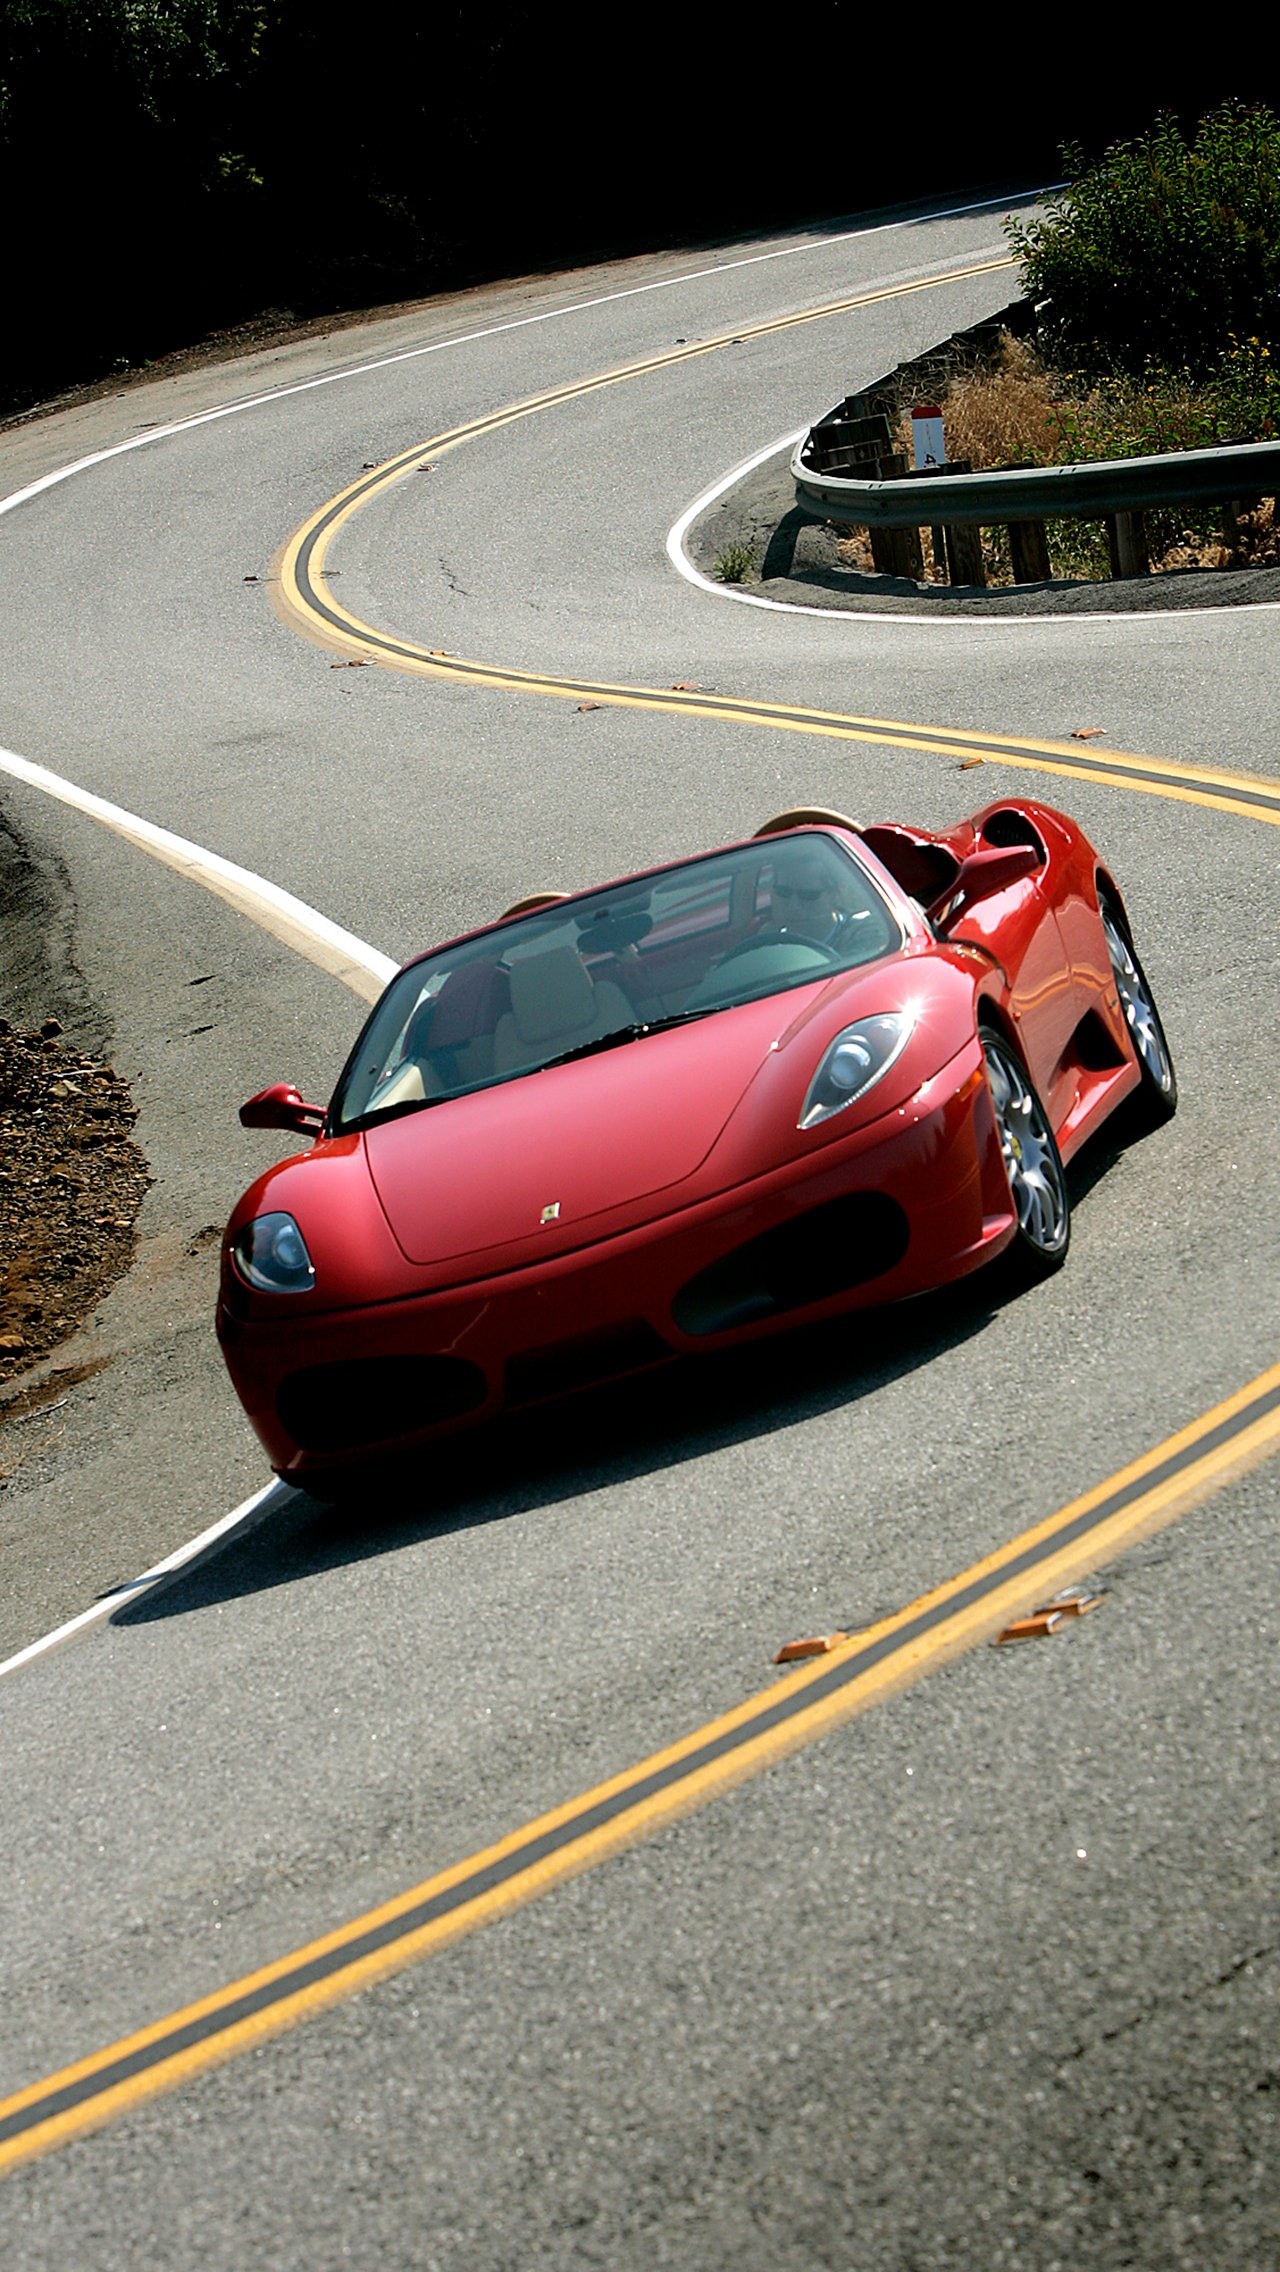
[218,1044,1012,1479]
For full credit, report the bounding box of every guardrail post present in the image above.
[1008,520,1051,583]
[1107,510,1149,578]
[944,521,986,588]
[1222,499,1243,565]
[868,455,924,580]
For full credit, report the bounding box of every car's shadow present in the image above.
[114,1135,1134,1628]
[114,1285,1000,1627]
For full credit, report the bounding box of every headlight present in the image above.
[799,1014,913,1129]
[231,1212,316,1294]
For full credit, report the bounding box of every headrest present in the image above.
[508,946,596,1041]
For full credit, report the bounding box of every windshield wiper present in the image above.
[345,1091,452,1134]
[537,1008,715,1073]
[348,1009,718,1120]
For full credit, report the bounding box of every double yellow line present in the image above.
[4,1360,1279,2173]
[274,251,1280,831]
[6,251,1280,2177]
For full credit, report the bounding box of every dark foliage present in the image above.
[2,10,1278,417]
[1008,103,1280,378]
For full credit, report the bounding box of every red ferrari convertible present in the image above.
[218,801,1175,1490]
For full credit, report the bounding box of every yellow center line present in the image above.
[3,1359,1279,2173]
[273,257,1280,830]
[6,253,1279,2178]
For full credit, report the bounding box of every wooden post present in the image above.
[867,455,923,581]
[1008,519,1051,583]
[869,523,925,579]
[944,521,987,587]
[1222,500,1242,565]
[1106,510,1149,578]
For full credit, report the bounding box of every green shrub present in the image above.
[714,542,756,584]
[1007,104,1280,380]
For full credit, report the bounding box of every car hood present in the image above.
[364,990,825,1266]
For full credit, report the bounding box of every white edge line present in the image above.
[0,742,398,1685]
[668,437,1280,628]
[0,1480,293,1682]
[0,185,1046,1684]
[0,189,1043,526]
[0,745,399,990]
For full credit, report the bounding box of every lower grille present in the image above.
[506,1319,672,1409]
[277,1354,488,1452]
[672,1193,909,1338]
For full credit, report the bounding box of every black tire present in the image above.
[1098,894,1177,1128]
[980,1029,1071,1284]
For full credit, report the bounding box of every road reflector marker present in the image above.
[774,1632,848,1663]
[997,1589,1106,1642]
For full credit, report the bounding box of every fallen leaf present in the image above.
[1071,726,1106,740]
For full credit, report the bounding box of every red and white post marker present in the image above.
[912,404,947,579]
[911,404,946,469]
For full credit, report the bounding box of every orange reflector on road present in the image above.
[997,1590,1105,1642]
[774,1632,848,1663]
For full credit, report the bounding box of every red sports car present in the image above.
[218,801,1175,1492]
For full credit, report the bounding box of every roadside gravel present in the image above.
[0,1021,148,1393]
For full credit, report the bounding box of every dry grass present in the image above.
[833,334,1279,585]
[897,332,1063,470]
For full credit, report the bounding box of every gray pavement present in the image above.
[0,196,1276,2267]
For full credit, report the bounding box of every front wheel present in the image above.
[1099,895,1177,1127]
[981,1030,1071,1283]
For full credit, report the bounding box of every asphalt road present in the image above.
[1,196,1277,2268]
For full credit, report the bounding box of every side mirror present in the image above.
[928,843,1039,929]
[239,1082,326,1137]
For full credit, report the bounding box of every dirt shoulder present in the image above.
[0,805,152,1429]
[0,1020,150,1393]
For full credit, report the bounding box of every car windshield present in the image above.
[331,834,902,1131]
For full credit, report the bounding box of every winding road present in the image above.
[1,196,1277,2268]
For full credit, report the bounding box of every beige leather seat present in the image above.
[492,944,633,1075]
[367,1056,445,1112]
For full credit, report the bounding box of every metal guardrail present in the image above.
[793,434,1280,530]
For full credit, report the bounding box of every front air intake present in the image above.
[672,1194,909,1337]
[277,1355,488,1451]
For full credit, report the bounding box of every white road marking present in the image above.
[0,190,1038,1678]
[0,194,1029,528]
[666,435,1280,626]
[0,745,398,999]
[0,1481,292,1681]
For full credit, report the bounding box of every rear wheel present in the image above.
[1099,895,1177,1126]
[981,1030,1071,1282]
